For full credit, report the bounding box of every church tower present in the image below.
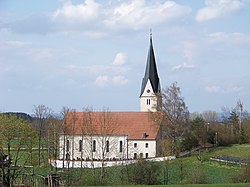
[140,33,162,112]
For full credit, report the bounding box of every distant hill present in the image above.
[1,112,33,122]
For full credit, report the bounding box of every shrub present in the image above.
[184,167,208,184]
[231,163,250,183]
[126,159,161,185]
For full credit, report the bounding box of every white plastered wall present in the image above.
[59,134,157,160]
[59,134,128,160]
[128,139,156,159]
[140,79,158,112]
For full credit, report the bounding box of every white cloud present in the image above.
[0,0,196,37]
[94,75,128,87]
[113,52,127,65]
[208,32,250,44]
[94,75,109,87]
[172,62,197,71]
[0,63,11,73]
[196,0,243,22]
[104,0,191,29]
[112,75,128,85]
[51,0,100,23]
[64,64,129,76]
[205,85,243,93]
[182,41,197,62]
[0,40,31,48]
[205,85,221,93]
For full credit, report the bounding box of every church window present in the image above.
[79,140,83,152]
[134,153,137,159]
[145,153,149,158]
[66,153,70,160]
[92,140,96,152]
[66,140,70,152]
[106,140,109,152]
[146,99,151,105]
[145,143,149,148]
[134,143,137,148]
[119,141,123,152]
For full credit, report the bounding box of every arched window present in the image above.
[79,140,83,152]
[66,140,70,152]
[119,141,123,152]
[66,153,70,160]
[106,140,109,152]
[134,153,137,159]
[92,140,96,152]
[146,99,151,105]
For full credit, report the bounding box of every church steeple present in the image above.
[140,32,161,112]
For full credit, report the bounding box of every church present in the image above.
[58,34,163,161]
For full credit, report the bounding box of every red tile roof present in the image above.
[64,112,160,140]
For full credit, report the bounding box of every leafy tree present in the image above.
[181,134,199,151]
[0,114,36,187]
[191,117,207,146]
[222,100,248,144]
[228,110,240,138]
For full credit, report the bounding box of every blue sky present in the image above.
[1,0,250,114]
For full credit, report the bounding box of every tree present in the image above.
[59,108,119,186]
[202,110,218,123]
[80,108,118,185]
[222,100,248,144]
[60,106,71,169]
[228,110,240,139]
[160,82,190,155]
[191,117,207,146]
[33,105,53,166]
[0,114,36,187]
[47,115,62,172]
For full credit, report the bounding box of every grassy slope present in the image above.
[89,185,250,187]
[178,144,250,184]
[11,144,250,186]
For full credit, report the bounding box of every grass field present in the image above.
[49,144,250,186]
[4,144,250,186]
[87,185,250,187]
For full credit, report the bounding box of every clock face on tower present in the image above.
[147,89,150,93]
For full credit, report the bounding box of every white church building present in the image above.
[58,34,163,161]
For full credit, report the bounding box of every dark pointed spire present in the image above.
[140,32,160,96]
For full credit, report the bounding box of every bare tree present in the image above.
[80,108,118,185]
[60,106,73,169]
[47,115,62,172]
[202,110,218,123]
[33,105,53,166]
[97,109,118,185]
[161,82,190,155]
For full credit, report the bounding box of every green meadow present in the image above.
[4,144,250,186]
